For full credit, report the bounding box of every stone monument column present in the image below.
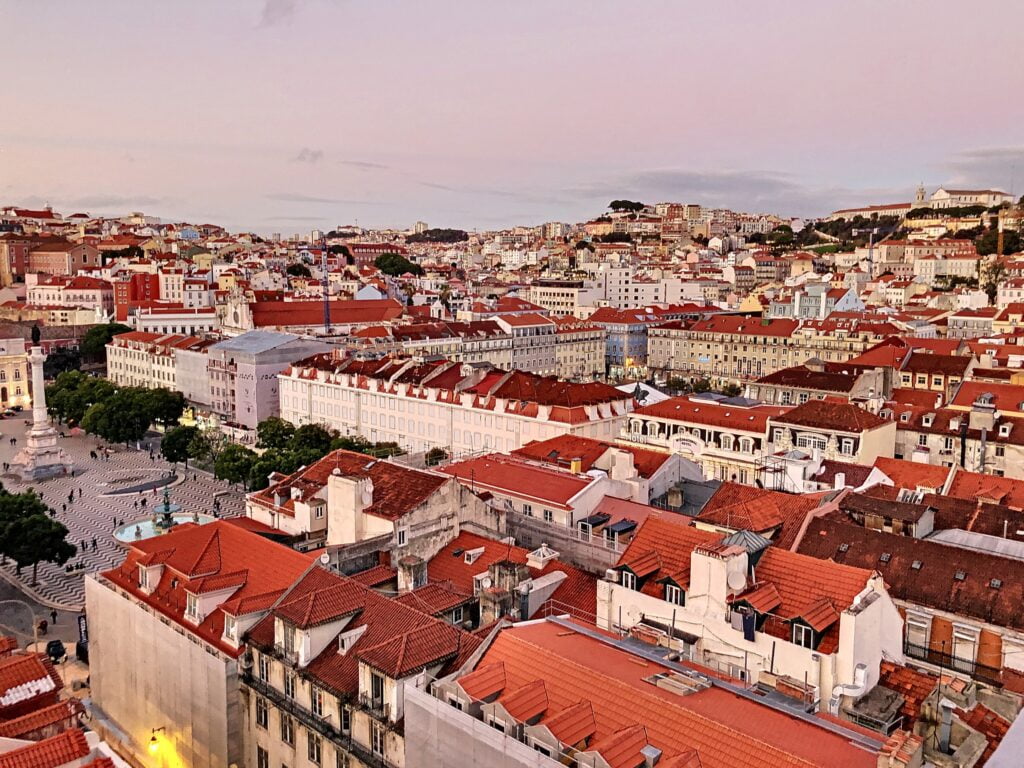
[10,345,72,481]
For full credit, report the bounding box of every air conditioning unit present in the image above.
[605,569,620,583]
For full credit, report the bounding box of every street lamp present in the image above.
[149,726,166,755]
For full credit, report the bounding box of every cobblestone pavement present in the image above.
[0,419,244,610]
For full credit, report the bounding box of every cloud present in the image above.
[62,194,164,209]
[291,147,324,164]
[265,215,329,222]
[266,192,337,204]
[265,192,387,206]
[339,159,388,170]
[942,146,1023,191]
[258,0,299,27]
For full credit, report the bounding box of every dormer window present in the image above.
[665,584,684,606]
[224,614,237,641]
[621,571,637,591]
[138,565,148,590]
[1000,423,1012,437]
[922,414,934,428]
[185,593,199,621]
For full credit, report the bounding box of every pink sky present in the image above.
[1,1,1022,232]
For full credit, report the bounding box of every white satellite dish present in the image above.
[727,571,746,592]
[319,552,330,565]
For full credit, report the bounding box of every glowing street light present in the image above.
[149,726,166,755]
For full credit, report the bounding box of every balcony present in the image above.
[903,641,1002,687]
[241,672,393,767]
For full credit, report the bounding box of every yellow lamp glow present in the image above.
[149,726,165,755]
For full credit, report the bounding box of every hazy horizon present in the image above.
[2,0,1023,233]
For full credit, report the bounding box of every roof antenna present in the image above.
[321,236,331,336]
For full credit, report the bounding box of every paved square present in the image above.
[0,418,245,609]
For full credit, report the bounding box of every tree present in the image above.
[286,263,312,278]
[374,252,423,276]
[594,232,632,244]
[257,417,296,451]
[43,347,80,380]
[189,428,228,465]
[80,323,132,364]
[980,257,1010,302]
[161,425,200,465]
[608,200,645,212]
[145,388,186,429]
[406,228,468,244]
[214,444,257,487]
[82,388,152,444]
[289,423,333,455]
[0,489,74,585]
[425,447,448,466]
[977,229,1021,257]
[46,371,115,425]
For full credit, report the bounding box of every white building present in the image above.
[279,356,633,457]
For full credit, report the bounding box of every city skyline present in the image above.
[2,1,1023,232]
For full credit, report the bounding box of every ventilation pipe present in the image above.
[829,663,868,714]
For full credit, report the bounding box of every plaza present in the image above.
[0,417,244,610]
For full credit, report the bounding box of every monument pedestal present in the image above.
[9,346,72,481]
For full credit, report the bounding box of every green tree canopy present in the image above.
[214,444,257,487]
[977,230,1021,257]
[406,228,468,244]
[257,417,296,451]
[0,489,74,585]
[46,371,115,425]
[43,347,80,380]
[145,388,186,428]
[290,423,333,455]
[608,200,645,212]
[286,263,312,277]
[80,323,133,364]
[161,425,201,465]
[374,252,423,276]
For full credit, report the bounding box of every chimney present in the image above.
[397,555,427,593]
[640,745,662,768]
[569,457,583,474]
[938,700,954,754]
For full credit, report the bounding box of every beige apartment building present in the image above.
[0,332,29,409]
[648,316,891,385]
[106,331,213,391]
[552,316,605,381]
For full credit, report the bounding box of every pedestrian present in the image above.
[91,537,97,551]
[78,488,82,499]
[61,503,66,513]
[49,610,57,625]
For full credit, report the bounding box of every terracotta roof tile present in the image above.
[0,728,89,768]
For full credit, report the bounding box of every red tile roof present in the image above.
[441,454,590,510]
[696,483,822,541]
[946,468,1024,510]
[0,652,62,712]
[771,400,887,432]
[634,396,786,434]
[871,457,949,492]
[246,567,480,694]
[427,531,597,622]
[465,620,877,767]
[250,450,448,521]
[250,298,403,328]
[0,728,89,768]
[512,434,670,479]
[101,521,312,657]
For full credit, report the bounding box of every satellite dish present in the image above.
[727,571,746,592]
[319,552,330,565]
[480,577,492,590]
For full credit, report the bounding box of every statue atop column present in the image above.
[9,345,72,481]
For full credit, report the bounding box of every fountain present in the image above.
[113,486,215,544]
